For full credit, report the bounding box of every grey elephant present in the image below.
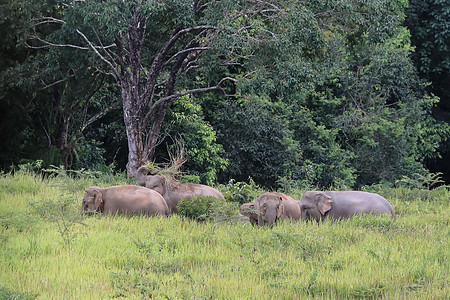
[255,192,301,227]
[81,185,169,216]
[298,191,396,221]
[136,166,224,213]
[239,202,258,225]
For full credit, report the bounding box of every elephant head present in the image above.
[255,192,287,227]
[298,191,333,221]
[143,174,167,196]
[81,186,104,212]
[136,166,159,187]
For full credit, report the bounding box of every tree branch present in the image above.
[39,77,70,90]
[76,29,120,80]
[26,36,92,50]
[27,18,116,51]
[164,47,209,66]
[80,101,121,133]
[141,25,217,107]
[30,17,66,26]
[147,76,236,115]
[93,27,119,67]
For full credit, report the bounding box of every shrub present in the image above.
[177,196,238,222]
[219,178,262,204]
[29,165,89,250]
[179,174,201,184]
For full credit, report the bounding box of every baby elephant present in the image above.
[298,191,396,221]
[81,185,169,216]
[255,192,301,227]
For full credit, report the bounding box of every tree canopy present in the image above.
[0,0,448,188]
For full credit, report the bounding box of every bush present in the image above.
[177,196,238,222]
[219,178,262,205]
[29,165,88,250]
[179,174,201,184]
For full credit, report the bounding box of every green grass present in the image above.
[0,171,448,299]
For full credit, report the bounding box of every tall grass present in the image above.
[0,171,448,299]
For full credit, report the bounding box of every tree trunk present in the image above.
[122,86,146,178]
[146,100,169,162]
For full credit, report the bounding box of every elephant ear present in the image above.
[93,190,103,210]
[317,193,333,215]
[276,196,285,218]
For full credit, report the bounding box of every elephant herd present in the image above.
[81,166,225,217]
[240,191,396,227]
[81,166,396,226]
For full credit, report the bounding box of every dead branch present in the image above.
[76,29,120,80]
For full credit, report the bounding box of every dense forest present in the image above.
[1,0,449,189]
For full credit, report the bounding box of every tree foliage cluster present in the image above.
[405,0,450,183]
[0,0,448,189]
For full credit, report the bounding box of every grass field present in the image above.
[0,171,448,299]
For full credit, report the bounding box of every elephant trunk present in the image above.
[265,212,277,227]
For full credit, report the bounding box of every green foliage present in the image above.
[293,21,449,187]
[166,96,228,185]
[29,194,85,251]
[0,0,448,190]
[0,172,449,298]
[203,0,448,189]
[28,166,92,250]
[0,0,120,171]
[405,0,450,182]
[396,172,445,190]
[214,96,302,187]
[177,196,238,223]
[406,0,450,77]
[219,178,262,205]
[73,139,107,171]
[288,98,357,189]
[179,174,201,184]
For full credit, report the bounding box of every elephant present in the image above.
[255,192,301,227]
[239,202,258,225]
[136,166,224,213]
[298,191,396,222]
[80,185,169,216]
[136,166,159,187]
